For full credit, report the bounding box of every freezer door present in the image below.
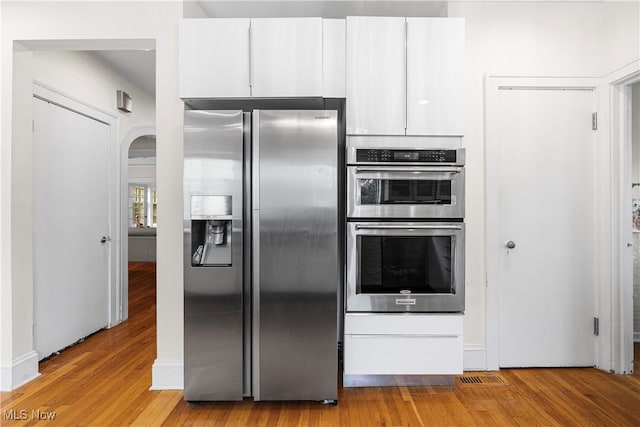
[184,110,244,401]
[253,110,338,401]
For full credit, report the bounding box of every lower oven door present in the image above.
[346,222,465,312]
[347,166,464,219]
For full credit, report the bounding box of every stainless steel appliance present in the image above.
[346,141,465,313]
[184,110,338,402]
[347,146,465,219]
[346,221,465,312]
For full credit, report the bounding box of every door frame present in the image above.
[32,81,121,328]
[485,76,600,370]
[601,60,640,374]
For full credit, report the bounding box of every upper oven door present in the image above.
[346,222,465,312]
[347,166,465,218]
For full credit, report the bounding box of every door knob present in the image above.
[100,236,111,243]
[506,240,516,249]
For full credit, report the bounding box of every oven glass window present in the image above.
[359,179,452,205]
[359,236,453,294]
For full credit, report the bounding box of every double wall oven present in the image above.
[346,142,466,313]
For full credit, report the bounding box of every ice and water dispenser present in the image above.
[190,195,232,266]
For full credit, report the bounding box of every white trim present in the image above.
[151,358,183,390]
[603,60,640,86]
[485,76,600,371]
[602,60,640,374]
[128,157,157,166]
[33,81,117,123]
[120,125,156,321]
[463,345,487,371]
[0,351,40,391]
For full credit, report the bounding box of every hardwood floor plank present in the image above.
[1,262,639,426]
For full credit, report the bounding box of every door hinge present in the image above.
[593,317,599,336]
[592,112,597,130]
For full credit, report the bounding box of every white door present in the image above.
[491,87,596,367]
[250,18,322,97]
[33,96,110,360]
[346,16,406,135]
[178,18,251,98]
[406,18,464,136]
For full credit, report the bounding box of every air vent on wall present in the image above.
[117,90,132,113]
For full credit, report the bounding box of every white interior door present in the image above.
[492,87,596,367]
[33,96,110,360]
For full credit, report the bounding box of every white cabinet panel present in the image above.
[179,19,251,98]
[346,17,406,135]
[406,18,465,136]
[250,18,323,97]
[322,19,346,98]
[344,334,463,375]
[343,313,464,375]
[345,313,463,335]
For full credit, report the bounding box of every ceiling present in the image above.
[90,50,156,97]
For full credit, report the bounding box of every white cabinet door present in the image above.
[250,18,323,97]
[346,17,406,135]
[406,18,464,136]
[179,19,251,98]
[344,335,463,375]
[322,19,346,98]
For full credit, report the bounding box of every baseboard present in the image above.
[634,332,640,342]
[149,347,488,391]
[150,359,183,390]
[463,345,488,371]
[0,351,41,391]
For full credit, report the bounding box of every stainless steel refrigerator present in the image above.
[184,110,338,402]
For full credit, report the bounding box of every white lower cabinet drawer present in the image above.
[344,334,463,375]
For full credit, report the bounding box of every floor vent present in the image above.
[457,375,506,385]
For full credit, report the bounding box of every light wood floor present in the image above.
[1,262,639,426]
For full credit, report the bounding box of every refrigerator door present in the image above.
[184,110,244,401]
[253,110,338,401]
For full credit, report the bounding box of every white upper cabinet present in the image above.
[346,17,465,136]
[406,18,465,136]
[346,17,406,135]
[322,19,346,98]
[179,19,251,98]
[250,18,323,97]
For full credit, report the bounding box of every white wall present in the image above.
[32,51,156,143]
[1,1,183,391]
[129,137,157,183]
[603,1,640,74]
[447,1,630,348]
[129,162,157,181]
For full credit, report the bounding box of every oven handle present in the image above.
[354,166,462,174]
[355,224,463,231]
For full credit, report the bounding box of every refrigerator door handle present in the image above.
[252,112,260,210]
[251,210,260,400]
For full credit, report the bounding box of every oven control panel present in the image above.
[355,149,457,163]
